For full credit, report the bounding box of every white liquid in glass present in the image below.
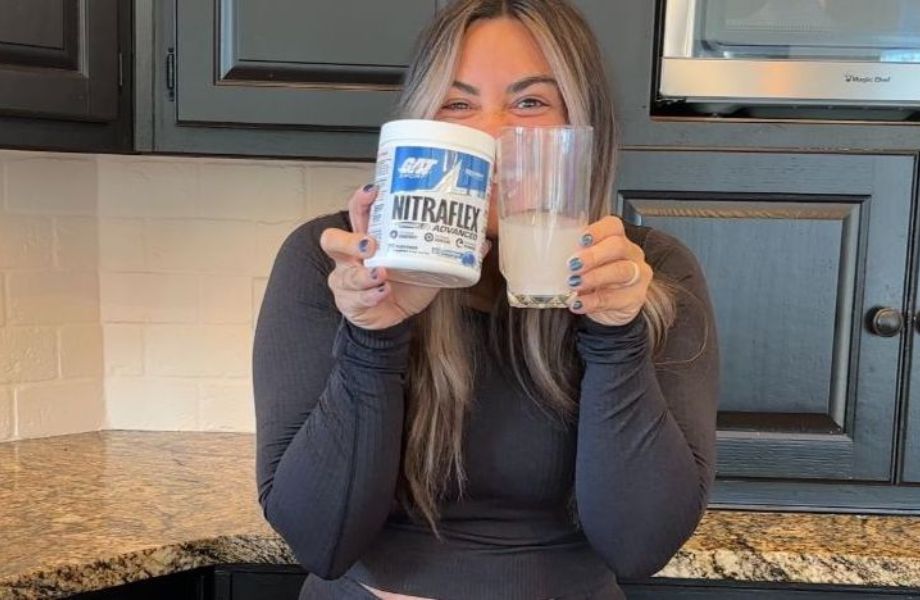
[499,211,584,308]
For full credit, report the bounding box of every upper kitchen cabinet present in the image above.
[140,0,437,159]
[579,0,920,152]
[0,0,132,152]
[616,150,917,511]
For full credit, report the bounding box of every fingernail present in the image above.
[572,299,584,311]
[362,183,376,193]
[568,257,583,272]
[358,238,370,254]
[580,233,593,247]
[370,268,379,280]
[568,274,582,288]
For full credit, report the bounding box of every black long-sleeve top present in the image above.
[253,210,719,600]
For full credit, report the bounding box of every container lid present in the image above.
[380,119,495,157]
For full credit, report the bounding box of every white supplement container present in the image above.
[365,119,496,288]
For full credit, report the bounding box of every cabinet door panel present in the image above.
[616,152,912,482]
[231,0,424,73]
[174,0,435,128]
[0,0,117,121]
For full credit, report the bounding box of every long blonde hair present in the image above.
[394,0,677,535]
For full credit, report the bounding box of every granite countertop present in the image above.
[2,432,920,599]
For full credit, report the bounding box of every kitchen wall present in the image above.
[0,149,373,441]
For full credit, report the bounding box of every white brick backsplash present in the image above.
[16,380,104,438]
[55,217,98,270]
[199,162,304,222]
[7,271,98,324]
[199,275,251,324]
[0,386,13,441]
[6,156,96,215]
[252,278,268,326]
[100,272,197,323]
[146,220,257,273]
[0,214,53,269]
[99,218,146,272]
[255,222,300,277]
[306,163,374,219]
[105,377,198,430]
[98,157,198,219]
[199,382,255,432]
[0,327,57,384]
[0,154,369,439]
[146,325,251,377]
[59,324,104,378]
[103,324,144,376]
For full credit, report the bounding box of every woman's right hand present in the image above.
[320,185,440,330]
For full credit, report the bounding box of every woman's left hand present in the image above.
[566,215,652,327]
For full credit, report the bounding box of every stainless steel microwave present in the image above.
[659,0,920,114]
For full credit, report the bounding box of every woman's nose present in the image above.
[471,112,510,139]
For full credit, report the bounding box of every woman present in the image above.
[253,1,719,599]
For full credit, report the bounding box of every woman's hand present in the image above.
[320,185,440,330]
[565,215,652,327]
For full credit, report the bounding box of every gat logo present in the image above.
[398,157,439,178]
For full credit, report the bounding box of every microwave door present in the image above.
[660,0,920,109]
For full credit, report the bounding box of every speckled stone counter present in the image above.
[2,431,920,599]
[0,431,294,599]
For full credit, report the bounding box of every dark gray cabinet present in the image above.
[70,564,308,600]
[615,150,918,510]
[0,0,132,152]
[621,579,920,599]
[140,0,436,158]
[6,0,920,158]
[69,566,920,600]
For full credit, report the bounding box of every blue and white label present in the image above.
[367,134,494,288]
[391,146,491,198]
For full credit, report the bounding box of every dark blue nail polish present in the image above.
[572,300,584,311]
[580,233,593,247]
[568,274,582,288]
[362,183,376,193]
[370,268,379,280]
[358,238,370,253]
[568,257,583,272]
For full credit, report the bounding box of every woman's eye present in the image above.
[441,100,472,111]
[515,97,548,109]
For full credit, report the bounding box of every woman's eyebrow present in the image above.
[450,76,559,96]
[507,75,558,94]
[451,80,480,95]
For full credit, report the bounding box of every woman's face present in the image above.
[435,17,568,238]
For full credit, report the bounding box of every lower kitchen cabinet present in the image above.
[210,564,308,600]
[621,579,920,599]
[69,564,307,600]
[68,566,920,599]
[615,150,920,512]
[69,566,209,600]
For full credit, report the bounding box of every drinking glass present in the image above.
[497,125,593,308]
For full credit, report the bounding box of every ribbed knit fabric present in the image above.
[253,211,719,600]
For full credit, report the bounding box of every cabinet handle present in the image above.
[867,307,903,337]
